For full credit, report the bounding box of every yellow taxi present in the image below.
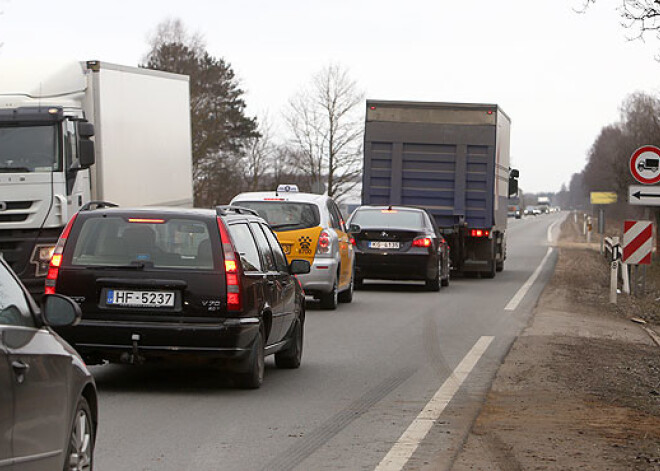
[230,185,354,309]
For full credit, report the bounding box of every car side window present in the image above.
[327,201,341,230]
[261,224,289,273]
[0,264,34,328]
[228,223,262,272]
[250,222,277,272]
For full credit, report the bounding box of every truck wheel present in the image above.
[496,259,504,272]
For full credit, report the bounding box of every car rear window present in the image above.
[70,216,215,270]
[351,209,424,228]
[233,201,320,231]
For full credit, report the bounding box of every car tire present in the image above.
[275,318,303,369]
[338,270,354,303]
[65,396,94,471]
[236,330,264,389]
[425,267,440,292]
[319,279,338,310]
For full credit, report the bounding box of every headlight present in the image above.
[30,244,57,277]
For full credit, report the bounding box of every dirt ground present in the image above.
[451,216,660,470]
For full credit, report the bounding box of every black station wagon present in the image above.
[49,203,310,389]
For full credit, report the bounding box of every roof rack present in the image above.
[215,205,259,217]
[80,200,119,211]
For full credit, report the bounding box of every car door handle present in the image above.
[11,360,29,383]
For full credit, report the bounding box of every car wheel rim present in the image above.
[68,409,92,471]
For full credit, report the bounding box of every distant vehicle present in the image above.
[231,185,355,309]
[638,157,659,173]
[362,100,519,278]
[524,206,540,216]
[507,205,522,219]
[347,205,451,290]
[537,196,551,214]
[48,204,310,389]
[1,256,97,469]
[0,60,194,296]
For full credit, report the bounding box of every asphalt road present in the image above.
[91,212,565,471]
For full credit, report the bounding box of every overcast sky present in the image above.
[1,0,658,193]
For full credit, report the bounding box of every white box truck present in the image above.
[0,60,194,294]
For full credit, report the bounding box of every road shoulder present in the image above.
[451,219,660,470]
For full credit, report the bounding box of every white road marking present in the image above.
[374,336,494,471]
[504,247,553,311]
[506,218,560,312]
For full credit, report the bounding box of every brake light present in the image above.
[349,237,356,246]
[317,230,331,254]
[45,213,78,295]
[470,229,490,237]
[412,237,432,247]
[217,217,242,311]
[128,218,165,224]
[381,209,398,213]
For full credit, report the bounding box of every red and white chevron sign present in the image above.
[623,220,653,265]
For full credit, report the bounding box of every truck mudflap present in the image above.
[0,228,60,295]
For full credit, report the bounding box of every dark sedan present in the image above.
[0,257,97,470]
[347,206,450,291]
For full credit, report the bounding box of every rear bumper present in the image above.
[56,317,260,364]
[355,252,433,280]
[297,257,338,294]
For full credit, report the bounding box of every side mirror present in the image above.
[348,223,361,234]
[508,168,519,197]
[78,140,95,168]
[289,259,311,275]
[78,122,95,138]
[42,294,81,327]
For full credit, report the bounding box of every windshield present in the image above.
[70,216,215,270]
[0,125,60,173]
[233,201,320,231]
[351,209,424,228]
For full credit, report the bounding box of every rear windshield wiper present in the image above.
[86,262,147,270]
[271,223,304,230]
[0,166,31,173]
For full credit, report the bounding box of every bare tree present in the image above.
[284,64,364,200]
[581,1,660,54]
[243,116,275,191]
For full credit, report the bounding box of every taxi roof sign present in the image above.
[277,184,299,193]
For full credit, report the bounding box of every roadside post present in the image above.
[627,145,660,296]
[590,192,617,254]
[586,217,592,244]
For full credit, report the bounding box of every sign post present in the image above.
[590,192,617,254]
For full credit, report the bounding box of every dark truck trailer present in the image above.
[362,100,517,277]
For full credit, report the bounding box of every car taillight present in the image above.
[349,237,356,246]
[412,237,432,247]
[45,213,78,295]
[317,230,331,254]
[217,217,243,312]
[470,229,490,237]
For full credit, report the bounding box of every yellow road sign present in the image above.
[590,192,617,205]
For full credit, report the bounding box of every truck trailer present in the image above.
[0,60,194,294]
[362,100,518,277]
